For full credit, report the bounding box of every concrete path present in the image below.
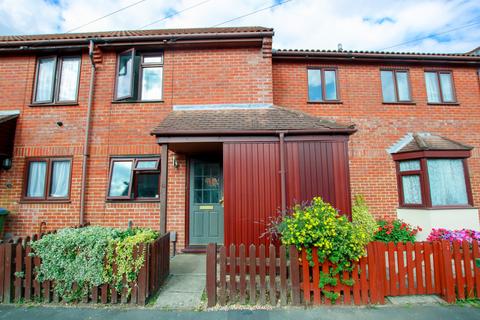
[154,254,206,310]
[0,304,479,320]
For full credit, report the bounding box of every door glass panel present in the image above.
[193,162,221,204]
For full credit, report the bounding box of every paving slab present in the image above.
[387,295,446,305]
[154,254,206,310]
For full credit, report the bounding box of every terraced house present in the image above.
[0,26,479,250]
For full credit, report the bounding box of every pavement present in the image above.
[154,254,206,310]
[0,304,479,320]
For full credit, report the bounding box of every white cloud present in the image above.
[0,0,479,53]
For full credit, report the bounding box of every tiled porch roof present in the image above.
[151,105,355,136]
[388,132,473,154]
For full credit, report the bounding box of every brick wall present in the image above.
[0,41,273,248]
[272,60,480,219]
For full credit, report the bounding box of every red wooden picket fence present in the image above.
[0,232,170,305]
[206,240,480,307]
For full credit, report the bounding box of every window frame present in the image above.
[424,70,457,104]
[106,156,161,201]
[22,157,73,202]
[393,151,473,209]
[380,69,413,103]
[32,55,81,105]
[113,50,164,102]
[306,67,340,103]
[138,53,164,102]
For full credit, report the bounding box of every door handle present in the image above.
[219,197,224,207]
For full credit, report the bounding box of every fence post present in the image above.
[289,245,301,305]
[206,243,217,307]
[440,240,456,303]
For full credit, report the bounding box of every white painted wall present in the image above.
[397,208,480,241]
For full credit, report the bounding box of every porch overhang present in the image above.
[151,105,356,146]
[0,110,19,161]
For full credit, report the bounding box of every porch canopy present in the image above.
[0,110,19,163]
[151,105,356,246]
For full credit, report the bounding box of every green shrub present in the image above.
[351,195,377,242]
[374,219,421,243]
[31,226,159,302]
[277,197,369,271]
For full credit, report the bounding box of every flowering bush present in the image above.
[374,219,421,243]
[427,228,480,243]
[277,197,369,271]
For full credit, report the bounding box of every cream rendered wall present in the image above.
[397,208,480,241]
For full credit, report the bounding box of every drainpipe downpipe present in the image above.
[79,40,97,226]
[279,131,287,215]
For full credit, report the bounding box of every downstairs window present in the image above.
[107,157,160,200]
[395,156,472,208]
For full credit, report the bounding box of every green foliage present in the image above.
[105,228,159,291]
[276,197,367,303]
[319,271,337,289]
[278,197,369,272]
[31,226,159,302]
[351,195,377,242]
[374,219,420,243]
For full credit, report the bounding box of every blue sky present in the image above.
[0,0,479,53]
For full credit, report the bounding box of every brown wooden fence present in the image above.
[0,232,170,305]
[206,240,480,307]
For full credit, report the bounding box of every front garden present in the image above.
[0,226,170,305]
[206,196,480,307]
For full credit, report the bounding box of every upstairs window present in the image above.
[307,68,339,102]
[395,157,472,208]
[33,56,81,104]
[107,157,160,200]
[23,157,72,201]
[381,70,411,103]
[424,71,456,103]
[114,50,163,101]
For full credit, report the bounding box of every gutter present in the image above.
[151,128,357,136]
[79,39,96,225]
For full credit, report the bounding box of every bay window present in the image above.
[114,50,163,102]
[395,155,472,208]
[33,56,81,104]
[23,158,72,201]
[107,157,160,200]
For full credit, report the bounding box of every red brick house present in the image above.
[0,27,479,249]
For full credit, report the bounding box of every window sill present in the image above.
[19,200,71,204]
[398,206,476,210]
[29,102,78,107]
[111,100,164,104]
[307,101,343,104]
[106,199,160,203]
[427,102,459,106]
[382,101,416,105]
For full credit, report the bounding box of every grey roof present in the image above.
[273,48,479,58]
[152,105,355,136]
[388,132,473,154]
[0,26,273,45]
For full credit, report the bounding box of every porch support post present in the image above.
[279,131,287,215]
[159,144,168,234]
